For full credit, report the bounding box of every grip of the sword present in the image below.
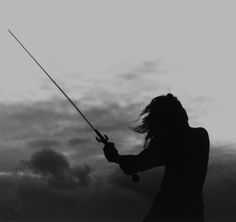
[95,129,140,183]
[95,129,108,144]
[132,174,140,183]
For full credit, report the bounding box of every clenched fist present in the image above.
[103,142,120,163]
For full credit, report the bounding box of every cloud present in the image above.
[202,143,236,222]
[71,164,92,186]
[1,86,236,221]
[0,148,149,221]
[28,149,70,176]
[0,99,93,170]
[117,60,167,81]
[25,149,93,190]
[0,146,149,221]
[0,143,235,221]
[0,172,148,222]
[84,102,141,132]
[0,93,214,174]
[67,137,88,147]
[27,139,61,150]
[184,95,216,125]
[0,58,174,172]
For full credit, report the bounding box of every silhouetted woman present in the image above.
[103,93,209,222]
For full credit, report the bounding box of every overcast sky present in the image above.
[1,1,236,142]
[0,1,236,221]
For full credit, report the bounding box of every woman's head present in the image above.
[134,93,188,146]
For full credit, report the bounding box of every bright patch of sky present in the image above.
[0,1,236,142]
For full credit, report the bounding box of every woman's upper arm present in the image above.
[136,141,166,170]
[118,141,166,174]
[198,127,210,150]
[197,127,210,163]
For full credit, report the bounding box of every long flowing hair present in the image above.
[134,94,188,148]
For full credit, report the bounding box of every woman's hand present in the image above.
[103,142,120,163]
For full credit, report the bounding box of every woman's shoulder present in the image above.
[191,127,209,138]
[190,127,210,149]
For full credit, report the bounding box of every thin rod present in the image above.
[8,29,96,132]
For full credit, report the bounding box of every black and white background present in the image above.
[0,1,236,221]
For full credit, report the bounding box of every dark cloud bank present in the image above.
[0,96,235,221]
[0,144,235,222]
[0,148,149,222]
[0,98,143,172]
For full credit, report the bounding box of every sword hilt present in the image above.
[95,129,109,144]
[95,129,140,183]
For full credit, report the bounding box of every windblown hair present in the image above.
[134,93,188,148]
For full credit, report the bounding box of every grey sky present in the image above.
[0,1,236,221]
[1,1,235,141]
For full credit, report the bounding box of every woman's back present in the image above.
[145,127,209,222]
[159,127,209,200]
